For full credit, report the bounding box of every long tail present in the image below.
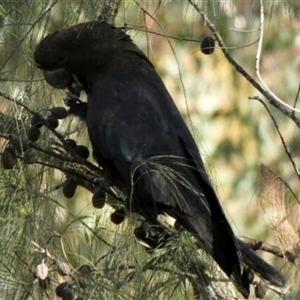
[169,212,251,298]
[238,239,286,287]
[173,213,286,298]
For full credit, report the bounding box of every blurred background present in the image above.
[0,0,299,299]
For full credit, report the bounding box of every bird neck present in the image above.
[77,50,154,92]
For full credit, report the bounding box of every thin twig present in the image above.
[250,96,300,182]
[126,24,260,51]
[255,0,300,113]
[46,195,115,249]
[133,1,193,131]
[188,0,300,129]
[0,91,103,176]
[292,82,300,117]
[239,236,297,263]
[0,0,58,71]
[98,0,121,24]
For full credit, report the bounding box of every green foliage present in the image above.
[0,0,299,299]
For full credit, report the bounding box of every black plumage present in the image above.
[34,21,285,298]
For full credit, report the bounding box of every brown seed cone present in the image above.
[201,36,215,55]
[92,189,106,209]
[46,115,59,129]
[63,178,77,198]
[50,106,68,119]
[1,147,16,169]
[73,145,89,159]
[27,126,41,142]
[110,207,125,225]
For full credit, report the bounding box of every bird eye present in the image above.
[57,54,65,62]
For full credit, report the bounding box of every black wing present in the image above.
[85,62,248,295]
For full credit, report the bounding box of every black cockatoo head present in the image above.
[34,21,149,89]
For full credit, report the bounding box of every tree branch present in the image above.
[188,0,300,128]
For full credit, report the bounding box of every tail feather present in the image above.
[169,210,286,298]
[238,239,286,287]
[211,221,251,298]
[168,209,251,298]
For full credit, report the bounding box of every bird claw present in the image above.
[69,81,82,97]
[64,79,83,107]
[64,90,82,107]
[71,74,84,91]
[93,177,111,190]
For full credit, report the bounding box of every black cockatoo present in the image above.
[34,21,285,297]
